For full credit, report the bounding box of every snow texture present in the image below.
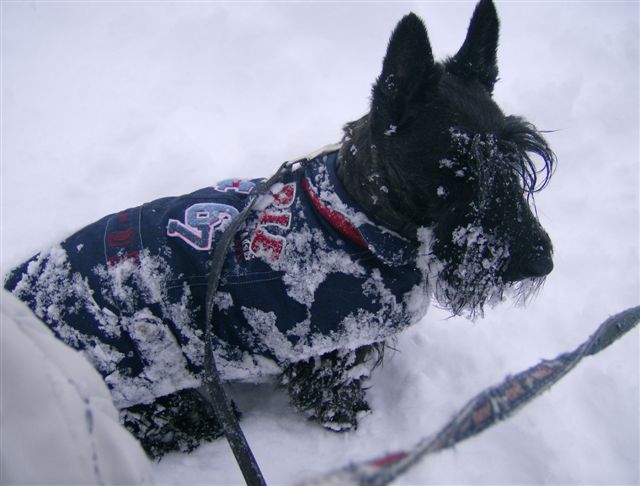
[1,2,638,485]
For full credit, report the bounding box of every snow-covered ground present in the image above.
[1,2,638,485]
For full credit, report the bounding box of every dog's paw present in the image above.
[281,343,383,432]
[120,388,228,459]
[312,379,372,432]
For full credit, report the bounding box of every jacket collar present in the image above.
[303,149,418,266]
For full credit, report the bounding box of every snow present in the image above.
[1,2,638,485]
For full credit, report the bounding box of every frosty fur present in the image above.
[280,343,385,432]
[120,388,227,459]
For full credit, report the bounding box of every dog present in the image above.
[4,0,554,458]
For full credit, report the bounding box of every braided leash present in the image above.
[302,305,640,486]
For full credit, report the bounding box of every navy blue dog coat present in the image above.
[4,147,429,408]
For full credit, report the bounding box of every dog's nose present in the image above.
[524,252,554,278]
[504,251,553,282]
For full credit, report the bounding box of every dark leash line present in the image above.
[301,305,640,485]
[200,157,308,486]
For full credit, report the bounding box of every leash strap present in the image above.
[201,157,306,486]
[302,305,640,486]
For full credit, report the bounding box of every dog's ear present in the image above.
[371,13,436,128]
[447,0,499,93]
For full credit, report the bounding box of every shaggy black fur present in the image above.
[281,343,384,431]
[123,0,556,457]
[121,388,228,459]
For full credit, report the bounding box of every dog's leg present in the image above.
[281,342,384,432]
[120,388,231,458]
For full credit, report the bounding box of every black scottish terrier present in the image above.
[5,0,554,458]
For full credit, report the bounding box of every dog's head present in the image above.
[338,0,555,317]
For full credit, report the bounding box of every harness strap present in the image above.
[200,157,307,486]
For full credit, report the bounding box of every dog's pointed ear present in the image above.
[372,13,436,124]
[448,0,499,93]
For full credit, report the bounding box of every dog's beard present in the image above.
[414,129,551,318]
[418,225,545,319]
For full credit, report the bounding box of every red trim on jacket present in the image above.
[302,177,369,250]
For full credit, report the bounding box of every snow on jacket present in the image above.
[4,147,429,408]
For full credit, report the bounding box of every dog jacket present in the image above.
[4,148,429,408]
